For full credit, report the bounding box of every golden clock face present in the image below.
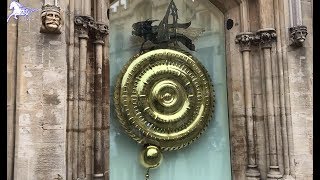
[114,48,215,151]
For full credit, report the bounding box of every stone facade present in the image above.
[7,0,67,179]
[7,0,312,180]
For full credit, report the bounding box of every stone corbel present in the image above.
[40,4,62,34]
[289,25,308,47]
[255,28,277,48]
[235,32,255,52]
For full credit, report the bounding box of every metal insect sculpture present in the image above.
[7,0,39,22]
[132,0,196,51]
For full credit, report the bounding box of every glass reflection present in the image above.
[110,0,231,179]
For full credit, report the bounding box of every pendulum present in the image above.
[113,0,215,179]
[113,48,215,179]
[140,145,163,179]
[140,145,163,169]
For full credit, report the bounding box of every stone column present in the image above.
[256,28,282,180]
[93,1,108,179]
[79,27,89,180]
[237,1,261,178]
[102,1,110,179]
[274,0,295,179]
[93,23,108,180]
[288,0,302,26]
[66,0,75,178]
[257,0,283,179]
[75,15,93,179]
[236,32,261,180]
[94,1,104,178]
[280,0,296,177]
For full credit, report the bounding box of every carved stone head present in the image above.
[295,28,308,43]
[290,25,308,46]
[40,5,62,34]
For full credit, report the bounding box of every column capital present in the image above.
[75,15,94,39]
[93,22,109,44]
[255,28,277,49]
[74,16,109,42]
[235,32,255,52]
[289,25,308,47]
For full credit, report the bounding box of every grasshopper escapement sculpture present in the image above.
[132,0,204,52]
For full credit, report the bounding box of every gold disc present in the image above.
[114,48,215,151]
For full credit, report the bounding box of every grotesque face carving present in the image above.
[44,11,61,31]
[40,5,62,34]
[290,26,308,46]
[295,30,307,43]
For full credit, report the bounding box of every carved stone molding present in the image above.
[75,16,109,42]
[74,16,95,29]
[235,30,277,50]
[74,16,94,39]
[289,25,308,47]
[267,166,283,180]
[256,28,277,48]
[246,165,261,179]
[235,32,255,52]
[40,5,62,34]
[93,22,109,44]
[93,173,104,179]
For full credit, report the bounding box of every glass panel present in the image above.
[109,0,231,179]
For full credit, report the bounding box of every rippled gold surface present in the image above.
[114,48,215,151]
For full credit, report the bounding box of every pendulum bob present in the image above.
[140,145,163,169]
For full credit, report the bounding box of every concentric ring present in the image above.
[114,48,215,151]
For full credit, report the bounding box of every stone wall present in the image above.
[224,5,247,179]
[7,0,67,179]
[287,0,313,179]
[7,0,313,179]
